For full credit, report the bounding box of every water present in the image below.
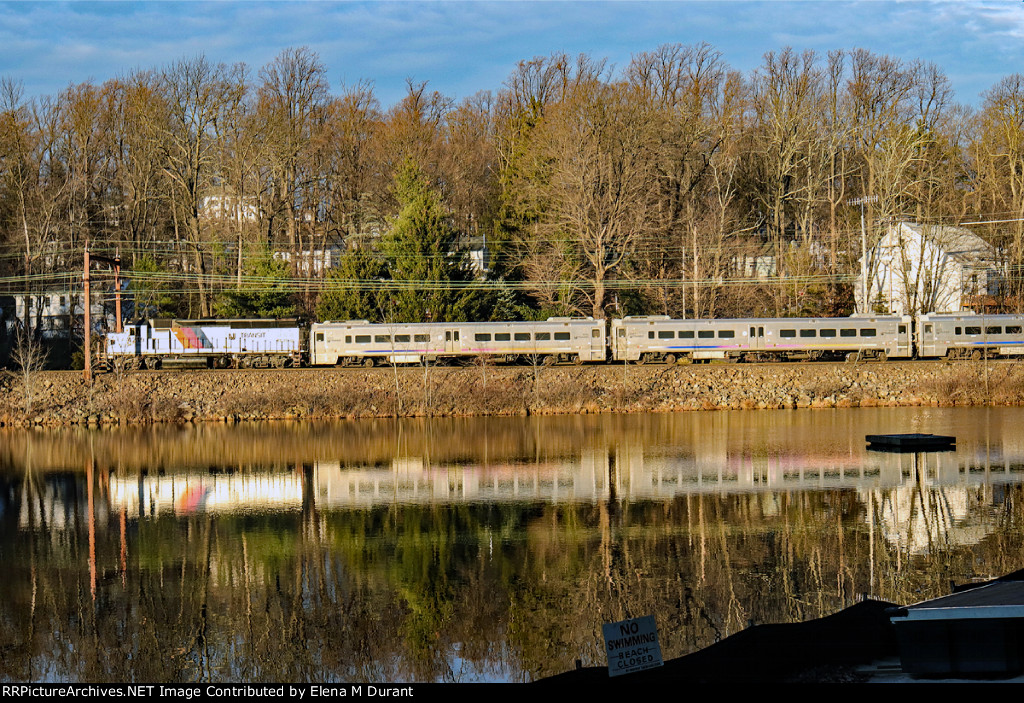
[2,407,1024,683]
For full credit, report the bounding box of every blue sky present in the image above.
[1,0,1022,108]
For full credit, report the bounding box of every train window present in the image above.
[924,325,932,334]
[345,335,352,343]
[955,327,962,335]
[780,329,796,338]
[536,332,551,341]
[840,329,856,337]
[820,329,836,338]
[899,325,907,334]
[315,333,324,342]
[395,335,410,343]
[375,335,390,343]
[414,334,429,342]
[648,331,655,339]
[474,333,492,342]
[515,332,531,341]
[986,326,1002,335]
[658,331,674,339]
[1008,326,1023,334]
[718,330,735,338]
[555,332,571,340]
[592,329,601,338]
[495,333,511,341]
[698,330,714,339]
[799,329,816,338]
[965,326,981,335]
[859,329,877,337]
[679,331,694,339]
[355,335,370,344]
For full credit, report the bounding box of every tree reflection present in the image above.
[2,411,1024,681]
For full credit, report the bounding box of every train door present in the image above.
[444,329,461,354]
[748,325,765,351]
[896,320,911,358]
[590,325,605,361]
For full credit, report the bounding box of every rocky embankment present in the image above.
[0,360,1019,427]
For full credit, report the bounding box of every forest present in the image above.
[1,43,1024,328]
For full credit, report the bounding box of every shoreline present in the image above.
[0,360,1019,428]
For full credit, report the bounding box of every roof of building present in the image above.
[894,222,996,268]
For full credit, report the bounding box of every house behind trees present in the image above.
[855,222,1001,316]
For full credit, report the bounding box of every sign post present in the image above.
[602,615,664,677]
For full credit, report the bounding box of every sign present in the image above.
[602,615,664,677]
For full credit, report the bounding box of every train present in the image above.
[100,312,1024,370]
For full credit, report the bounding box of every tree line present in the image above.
[2,44,1024,327]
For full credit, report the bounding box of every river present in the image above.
[2,406,1023,682]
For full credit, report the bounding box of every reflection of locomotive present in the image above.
[101,312,1024,370]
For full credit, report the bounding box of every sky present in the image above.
[0,0,1022,108]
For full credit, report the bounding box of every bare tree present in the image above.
[8,324,48,414]
[528,78,658,318]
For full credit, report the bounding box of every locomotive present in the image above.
[101,312,1024,370]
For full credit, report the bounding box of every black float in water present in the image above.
[865,433,956,452]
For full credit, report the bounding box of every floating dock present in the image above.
[866,434,956,452]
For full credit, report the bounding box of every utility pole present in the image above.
[849,195,878,312]
[82,243,123,383]
[84,244,91,383]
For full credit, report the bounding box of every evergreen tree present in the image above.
[316,246,387,321]
[131,255,181,318]
[380,159,484,322]
[216,248,296,318]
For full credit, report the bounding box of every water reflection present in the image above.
[3,408,1024,682]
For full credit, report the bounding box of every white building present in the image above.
[855,222,1000,315]
[273,247,344,276]
[4,291,119,341]
[199,186,260,223]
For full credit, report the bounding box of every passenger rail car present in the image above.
[310,318,606,366]
[103,319,303,369]
[918,313,1024,360]
[611,315,913,363]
